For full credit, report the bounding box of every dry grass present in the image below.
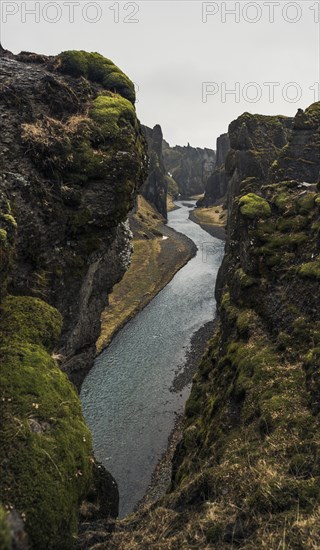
[96,196,193,353]
[167,195,177,212]
[97,238,162,352]
[192,205,227,227]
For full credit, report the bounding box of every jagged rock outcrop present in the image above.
[141,125,168,218]
[84,104,320,549]
[225,112,293,214]
[0,49,146,548]
[163,141,216,197]
[0,49,147,388]
[199,133,230,205]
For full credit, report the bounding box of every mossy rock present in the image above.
[0,228,7,245]
[239,193,271,220]
[277,215,308,233]
[236,268,258,288]
[298,259,320,280]
[56,51,135,103]
[0,506,11,550]
[259,232,308,257]
[0,296,94,549]
[0,296,62,351]
[236,309,257,338]
[296,193,316,215]
[90,93,136,142]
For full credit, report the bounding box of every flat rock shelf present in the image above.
[80,201,224,517]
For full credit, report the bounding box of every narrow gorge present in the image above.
[1,47,320,550]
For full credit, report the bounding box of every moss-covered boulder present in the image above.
[55,50,136,103]
[0,296,94,549]
[239,192,271,219]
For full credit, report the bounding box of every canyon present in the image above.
[1,47,320,550]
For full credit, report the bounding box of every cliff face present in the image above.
[0,49,147,388]
[0,49,146,548]
[90,104,320,549]
[163,141,216,197]
[201,114,292,209]
[199,132,230,205]
[141,124,168,218]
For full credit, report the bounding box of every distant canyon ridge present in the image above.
[141,125,216,210]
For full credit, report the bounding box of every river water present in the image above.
[80,201,224,517]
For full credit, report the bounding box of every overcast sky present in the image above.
[1,1,319,148]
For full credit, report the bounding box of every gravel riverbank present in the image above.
[136,319,218,509]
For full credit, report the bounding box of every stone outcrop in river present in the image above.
[163,140,216,197]
[80,103,320,549]
[0,48,146,548]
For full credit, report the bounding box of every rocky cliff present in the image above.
[0,48,146,548]
[141,125,168,218]
[163,141,216,197]
[199,132,230,205]
[82,103,320,549]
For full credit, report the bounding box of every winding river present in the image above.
[80,201,224,517]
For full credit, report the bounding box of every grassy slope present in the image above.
[0,297,94,549]
[191,204,227,228]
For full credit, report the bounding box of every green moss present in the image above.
[298,259,320,280]
[304,347,320,367]
[273,190,292,212]
[239,193,271,220]
[90,94,136,138]
[0,506,11,550]
[236,268,258,288]
[0,296,94,549]
[277,215,308,233]
[311,221,320,232]
[185,388,202,419]
[0,296,62,352]
[296,193,316,215]
[221,291,231,310]
[1,214,17,229]
[0,228,7,245]
[57,51,135,103]
[236,309,257,337]
[259,232,307,257]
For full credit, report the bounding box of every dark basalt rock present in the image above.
[0,48,147,548]
[163,140,216,198]
[0,48,147,388]
[198,132,230,206]
[141,124,168,218]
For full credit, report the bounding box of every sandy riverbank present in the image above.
[97,200,196,354]
[189,204,227,241]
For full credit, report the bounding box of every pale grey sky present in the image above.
[1,1,319,148]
